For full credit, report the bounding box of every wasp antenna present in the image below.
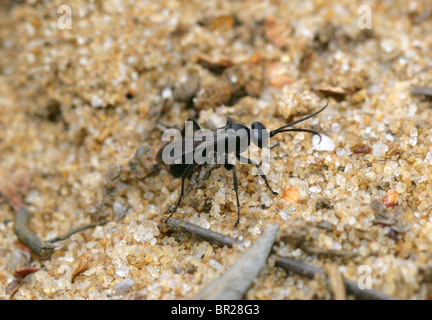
[270,102,328,137]
[273,129,323,143]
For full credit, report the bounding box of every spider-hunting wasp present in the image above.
[156,103,328,227]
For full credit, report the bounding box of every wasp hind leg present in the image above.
[224,162,241,228]
[236,154,278,195]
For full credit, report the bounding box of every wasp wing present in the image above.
[156,129,238,165]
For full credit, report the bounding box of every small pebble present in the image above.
[114,279,134,293]
[313,134,335,152]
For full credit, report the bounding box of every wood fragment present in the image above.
[1,167,111,259]
[302,244,356,259]
[14,207,55,260]
[276,256,399,300]
[6,280,21,297]
[411,86,432,97]
[14,206,107,259]
[324,263,346,300]
[166,218,242,248]
[193,224,280,300]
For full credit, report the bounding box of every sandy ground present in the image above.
[1,0,432,300]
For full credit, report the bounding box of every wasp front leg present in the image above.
[166,163,196,222]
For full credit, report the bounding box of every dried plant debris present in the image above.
[324,263,346,300]
[1,167,108,259]
[14,206,108,259]
[193,224,279,300]
[194,53,234,74]
[371,199,410,234]
[164,218,242,248]
[71,253,89,283]
[302,244,356,259]
[13,207,55,260]
[278,221,356,259]
[410,86,432,97]
[350,143,372,154]
[276,256,398,300]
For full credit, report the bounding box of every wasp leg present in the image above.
[226,117,233,126]
[236,154,278,195]
[166,164,196,222]
[186,117,201,132]
[224,162,241,228]
[270,142,280,149]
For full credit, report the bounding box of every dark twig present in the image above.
[1,167,108,259]
[166,218,397,300]
[275,256,399,300]
[13,206,108,259]
[46,220,109,243]
[14,207,55,260]
[411,86,432,97]
[166,218,242,248]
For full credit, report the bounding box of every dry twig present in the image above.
[276,256,399,300]
[193,224,280,300]
[166,218,242,248]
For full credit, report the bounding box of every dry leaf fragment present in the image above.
[209,15,235,32]
[72,253,89,282]
[15,266,38,277]
[314,85,349,96]
[269,74,292,89]
[194,53,233,73]
[282,188,300,204]
[351,143,372,154]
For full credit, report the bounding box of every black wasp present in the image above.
[156,103,328,227]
